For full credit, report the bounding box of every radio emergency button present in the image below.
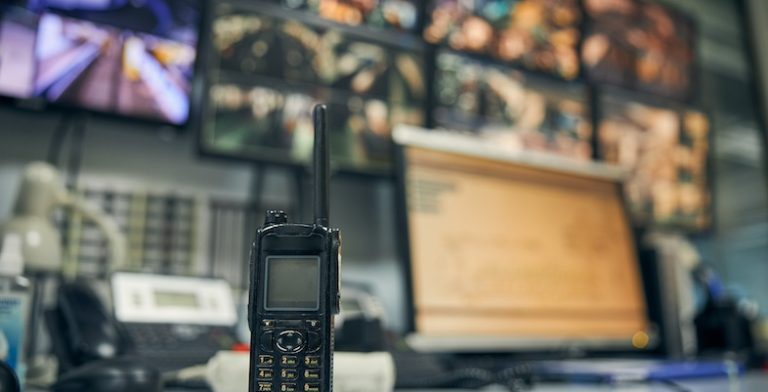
[276,331,304,353]
[265,210,288,225]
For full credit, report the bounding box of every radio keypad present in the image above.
[304,369,320,380]
[281,356,298,366]
[304,356,320,367]
[280,369,299,380]
[257,320,323,392]
[259,355,274,366]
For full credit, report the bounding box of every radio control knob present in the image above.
[275,330,304,353]
[265,210,288,225]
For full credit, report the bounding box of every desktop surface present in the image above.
[121,372,768,392]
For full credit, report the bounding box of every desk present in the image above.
[31,373,768,391]
[401,372,768,391]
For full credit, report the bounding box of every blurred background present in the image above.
[0,0,767,391]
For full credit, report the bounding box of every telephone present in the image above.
[46,274,239,374]
[45,281,126,373]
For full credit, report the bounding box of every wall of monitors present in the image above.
[200,7,426,174]
[433,51,592,161]
[597,92,710,230]
[273,0,421,33]
[198,0,707,230]
[582,0,695,100]
[424,0,582,80]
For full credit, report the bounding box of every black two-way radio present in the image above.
[248,105,341,392]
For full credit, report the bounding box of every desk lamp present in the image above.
[0,162,128,383]
[0,162,126,275]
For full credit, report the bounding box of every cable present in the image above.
[496,363,535,392]
[64,114,87,191]
[397,365,535,391]
[396,367,495,389]
[47,113,72,166]
[655,379,694,392]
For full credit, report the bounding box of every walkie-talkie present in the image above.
[248,105,340,392]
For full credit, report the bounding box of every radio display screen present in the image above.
[265,257,320,310]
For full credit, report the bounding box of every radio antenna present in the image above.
[313,104,329,227]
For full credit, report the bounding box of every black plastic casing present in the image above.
[248,214,340,392]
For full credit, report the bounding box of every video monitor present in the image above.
[433,51,592,161]
[597,93,710,230]
[0,6,37,98]
[203,79,403,172]
[395,128,652,351]
[582,0,695,100]
[0,0,201,125]
[277,0,420,33]
[206,10,426,173]
[213,13,422,98]
[424,0,581,80]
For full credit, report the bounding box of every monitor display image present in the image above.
[433,51,592,161]
[0,7,37,98]
[597,94,710,230]
[214,14,423,98]
[206,11,426,172]
[0,0,201,125]
[204,80,397,171]
[582,0,695,99]
[397,141,651,349]
[424,0,581,80]
[277,0,420,33]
